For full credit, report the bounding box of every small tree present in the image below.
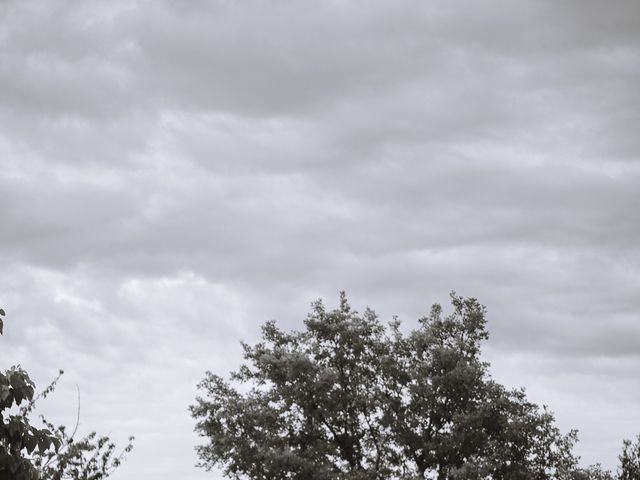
[28,373,135,480]
[191,292,639,480]
[0,307,133,479]
[618,434,640,480]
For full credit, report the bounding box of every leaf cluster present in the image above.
[33,417,134,480]
[1,308,60,480]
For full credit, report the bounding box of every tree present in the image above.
[27,373,135,480]
[191,292,638,480]
[618,434,640,480]
[0,307,133,479]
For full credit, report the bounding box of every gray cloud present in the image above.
[1,0,639,478]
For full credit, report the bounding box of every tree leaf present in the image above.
[26,434,38,454]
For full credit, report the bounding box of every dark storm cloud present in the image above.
[1,1,639,478]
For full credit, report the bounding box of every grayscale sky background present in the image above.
[1,1,639,478]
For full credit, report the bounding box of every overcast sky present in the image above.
[1,0,639,478]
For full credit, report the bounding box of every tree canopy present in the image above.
[191,292,640,480]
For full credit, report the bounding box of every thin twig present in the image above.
[70,384,81,440]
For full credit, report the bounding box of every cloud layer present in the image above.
[1,1,639,478]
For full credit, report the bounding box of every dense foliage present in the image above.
[0,307,58,480]
[0,308,133,479]
[618,434,640,480]
[192,292,640,480]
